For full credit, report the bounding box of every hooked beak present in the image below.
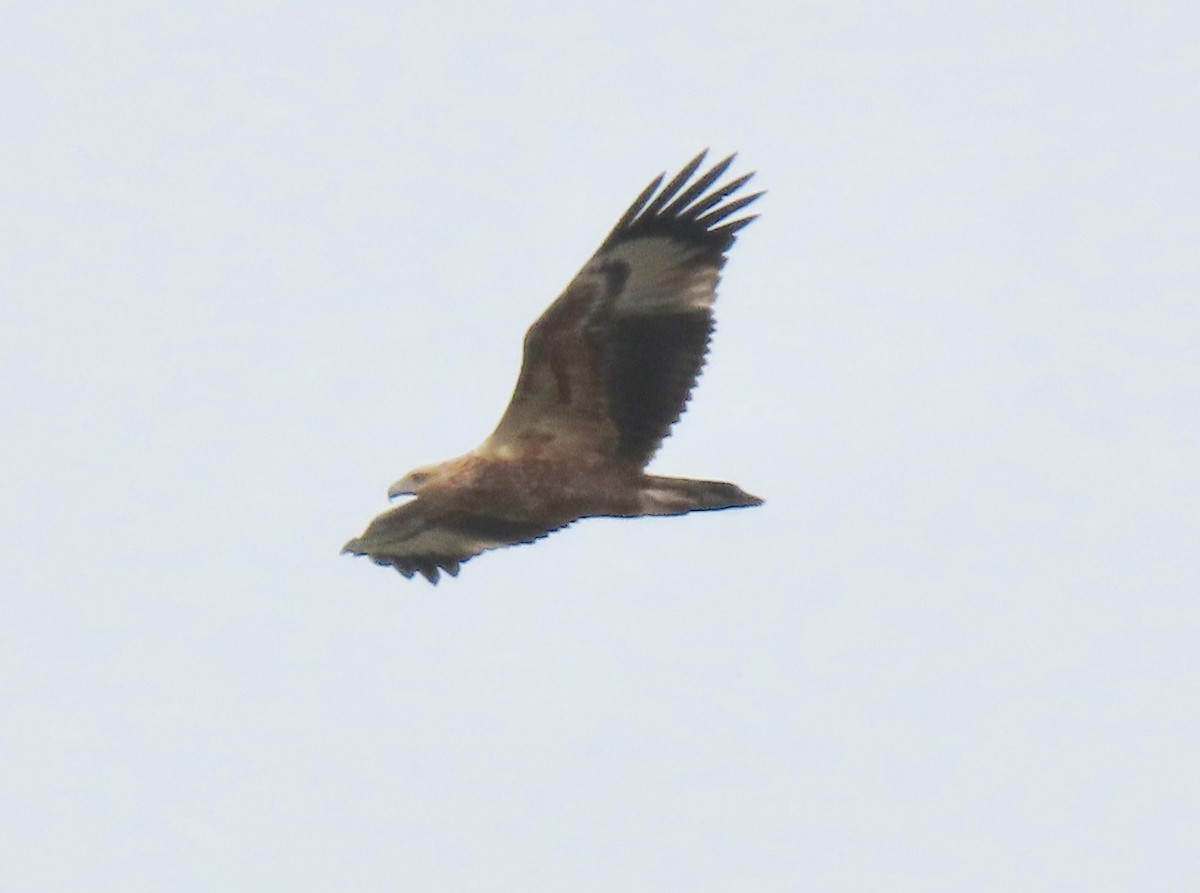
[387,479,415,501]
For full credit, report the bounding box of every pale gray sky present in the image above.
[3,2,1198,890]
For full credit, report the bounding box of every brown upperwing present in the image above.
[480,150,762,468]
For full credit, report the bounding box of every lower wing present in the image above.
[342,499,565,584]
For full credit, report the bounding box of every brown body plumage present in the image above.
[343,151,764,582]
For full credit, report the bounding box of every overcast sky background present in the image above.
[3,2,1198,890]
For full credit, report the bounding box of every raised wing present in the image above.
[481,150,762,468]
[341,497,565,584]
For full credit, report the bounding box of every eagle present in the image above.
[343,150,763,583]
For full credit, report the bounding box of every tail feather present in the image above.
[638,475,763,516]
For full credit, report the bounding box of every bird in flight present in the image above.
[343,150,763,583]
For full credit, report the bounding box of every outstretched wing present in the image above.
[341,498,566,584]
[482,150,762,468]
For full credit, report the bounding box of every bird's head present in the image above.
[387,462,448,500]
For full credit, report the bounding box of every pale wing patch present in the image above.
[599,237,719,314]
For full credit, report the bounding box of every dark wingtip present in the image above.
[602,150,762,256]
